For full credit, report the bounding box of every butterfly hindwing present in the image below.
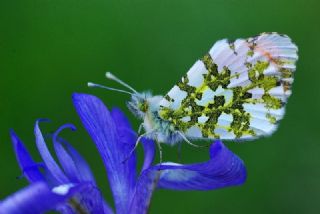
[158,32,298,140]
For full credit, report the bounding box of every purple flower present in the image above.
[3,121,113,214]
[0,93,247,214]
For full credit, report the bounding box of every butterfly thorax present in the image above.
[127,92,182,145]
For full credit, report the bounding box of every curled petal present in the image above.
[53,124,79,183]
[34,120,69,184]
[73,93,136,214]
[130,141,245,214]
[10,129,44,183]
[156,140,247,190]
[0,182,89,214]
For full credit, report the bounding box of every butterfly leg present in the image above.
[137,123,144,134]
[156,141,163,165]
[122,133,146,163]
[122,130,154,163]
[177,131,208,148]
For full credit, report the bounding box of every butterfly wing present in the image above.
[158,32,298,140]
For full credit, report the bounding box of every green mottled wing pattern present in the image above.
[158,32,298,140]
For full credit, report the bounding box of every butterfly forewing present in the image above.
[158,32,298,140]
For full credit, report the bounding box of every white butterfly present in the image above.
[89,32,298,159]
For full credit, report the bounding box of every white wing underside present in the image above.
[159,33,298,140]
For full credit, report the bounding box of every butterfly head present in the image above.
[88,72,160,119]
[126,91,151,119]
[127,90,163,118]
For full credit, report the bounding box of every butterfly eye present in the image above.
[138,101,148,112]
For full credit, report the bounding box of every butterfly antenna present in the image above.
[106,72,139,94]
[88,82,134,96]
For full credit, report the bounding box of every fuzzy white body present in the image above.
[127,92,182,145]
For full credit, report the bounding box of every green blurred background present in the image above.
[1,0,319,213]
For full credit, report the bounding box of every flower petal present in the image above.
[129,141,245,214]
[52,124,80,183]
[56,136,97,184]
[34,119,69,184]
[129,169,159,214]
[79,185,114,214]
[102,201,115,214]
[110,108,156,173]
[10,129,45,183]
[73,93,136,214]
[141,138,155,172]
[53,124,113,213]
[110,108,137,187]
[0,182,88,214]
[156,140,247,190]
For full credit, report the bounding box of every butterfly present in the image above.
[89,32,298,156]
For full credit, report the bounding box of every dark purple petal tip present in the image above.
[10,129,45,183]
